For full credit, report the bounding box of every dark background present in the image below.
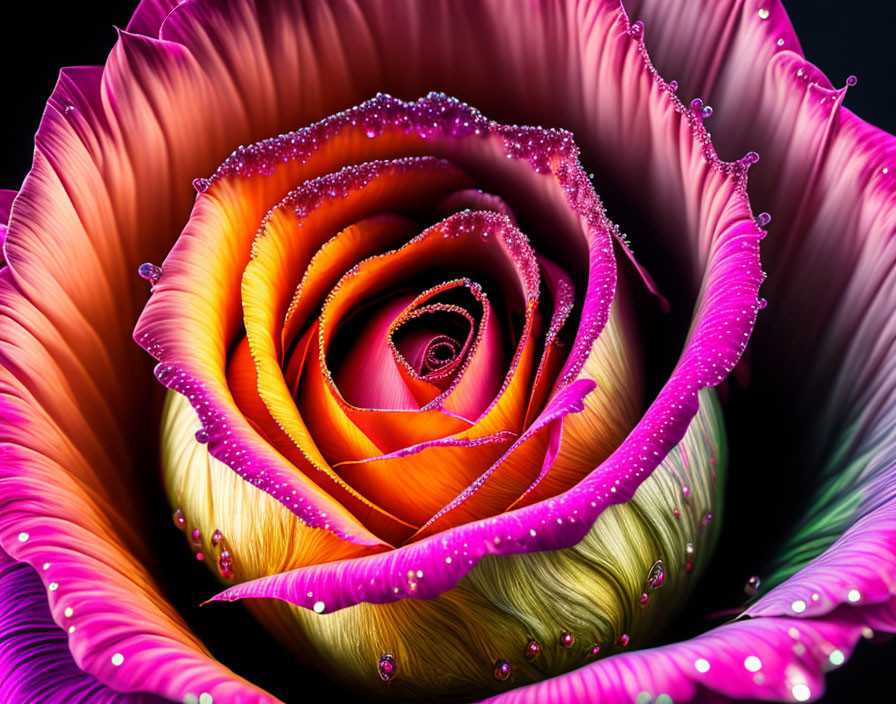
[0,2,893,703]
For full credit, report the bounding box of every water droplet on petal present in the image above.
[745,575,761,596]
[846,75,857,87]
[211,529,223,546]
[792,684,811,702]
[617,634,630,647]
[756,212,772,227]
[192,178,211,193]
[195,429,209,444]
[218,550,234,579]
[173,508,186,530]
[559,631,575,648]
[138,263,163,286]
[669,80,679,92]
[758,298,768,310]
[648,559,665,589]
[493,659,511,681]
[17,532,29,542]
[690,98,713,119]
[589,644,601,657]
[524,639,540,660]
[629,21,644,38]
[757,8,770,19]
[378,653,397,681]
[639,592,649,605]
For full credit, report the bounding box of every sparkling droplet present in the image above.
[378,653,397,681]
[694,658,711,673]
[313,601,326,613]
[64,607,74,617]
[702,512,714,525]
[559,631,575,648]
[758,298,768,310]
[847,589,861,603]
[48,582,59,591]
[17,532,29,542]
[199,694,214,704]
[192,178,211,193]
[756,212,772,227]
[138,263,163,285]
[617,634,630,647]
[682,485,690,499]
[690,98,713,119]
[524,639,541,660]
[493,659,511,681]
[745,575,761,596]
[744,656,762,672]
[191,528,201,545]
[589,644,601,657]
[211,529,223,547]
[173,508,186,530]
[791,599,807,613]
[629,20,644,38]
[195,552,204,561]
[846,75,857,87]
[757,8,770,19]
[829,649,845,666]
[647,559,665,589]
[195,428,209,444]
[792,684,811,702]
[669,80,679,92]
[639,592,649,605]
[218,550,234,579]
[686,542,694,554]
[111,653,124,666]
[777,38,785,46]
[673,509,681,518]
[63,103,76,114]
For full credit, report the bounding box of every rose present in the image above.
[0,3,892,704]
[137,88,743,702]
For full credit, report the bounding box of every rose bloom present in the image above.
[0,1,893,703]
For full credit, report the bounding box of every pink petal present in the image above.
[478,607,882,704]
[0,547,166,704]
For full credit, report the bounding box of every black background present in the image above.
[0,2,894,703]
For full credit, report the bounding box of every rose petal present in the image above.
[477,607,881,704]
[0,547,167,704]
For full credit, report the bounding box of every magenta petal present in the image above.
[0,548,166,704]
[0,190,14,264]
[0,190,15,225]
[748,501,896,622]
[477,608,880,704]
[125,0,179,37]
